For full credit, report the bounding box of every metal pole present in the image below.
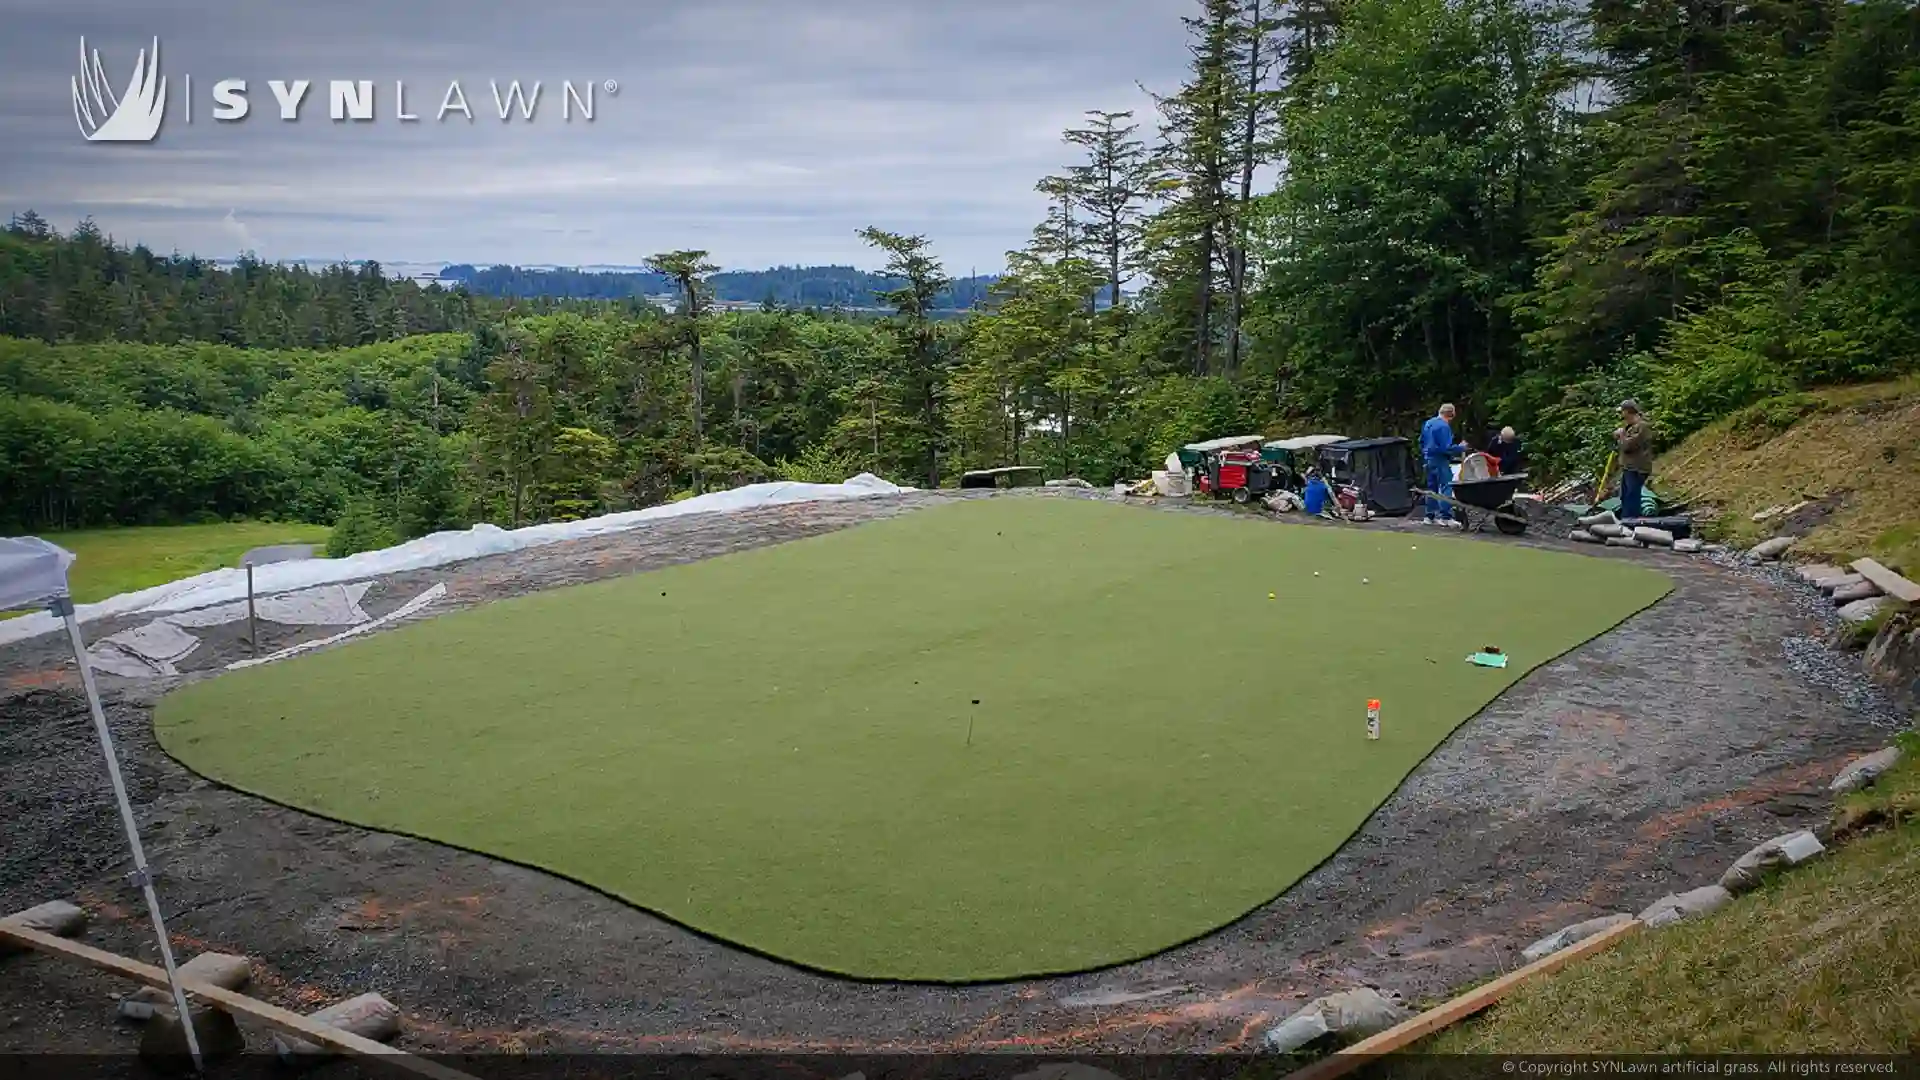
[246,565,257,654]
[52,596,202,1071]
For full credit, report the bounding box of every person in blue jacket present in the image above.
[1302,469,1332,516]
[1419,402,1467,527]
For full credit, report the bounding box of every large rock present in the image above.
[272,992,401,1060]
[1262,987,1409,1053]
[121,952,252,1021]
[1831,745,1906,795]
[1719,830,1825,895]
[1638,885,1733,929]
[140,1004,246,1068]
[1831,580,1884,605]
[1750,536,1798,561]
[0,901,87,955]
[1819,573,1867,595]
[1864,613,1920,716]
[1520,913,1635,962]
[1838,596,1894,624]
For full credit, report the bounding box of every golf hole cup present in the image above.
[1366,699,1381,740]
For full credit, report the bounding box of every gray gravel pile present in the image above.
[1781,636,1907,730]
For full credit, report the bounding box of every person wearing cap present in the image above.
[1419,403,1468,527]
[1613,399,1654,519]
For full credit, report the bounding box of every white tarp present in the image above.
[0,536,76,612]
[0,473,908,648]
[87,581,378,678]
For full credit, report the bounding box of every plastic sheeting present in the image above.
[86,582,378,678]
[0,537,76,612]
[0,474,907,648]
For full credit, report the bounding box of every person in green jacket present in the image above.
[1613,399,1654,519]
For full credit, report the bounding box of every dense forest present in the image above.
[5,0,1919,555]
[440,263,1002,310]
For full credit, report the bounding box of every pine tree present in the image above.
[1062,110,1158,311]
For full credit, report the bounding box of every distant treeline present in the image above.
[439,263,999,310]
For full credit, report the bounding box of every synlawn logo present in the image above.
[71,36,617,146]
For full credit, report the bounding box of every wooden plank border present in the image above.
[0,922,476,1080]
[1284,918,1642,1080]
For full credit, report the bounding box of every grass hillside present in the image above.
[1659,377,1920,574]
[13,522,331,609]
[1431,736,1920,1052]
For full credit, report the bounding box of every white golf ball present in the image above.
[1362,577,1370,584]
[1313,571,1321,577]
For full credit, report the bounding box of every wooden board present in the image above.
[1851,558,1920,604]
[1283,918,1640,1080]
[1409,487,1530,528]
[0,922,475,1080]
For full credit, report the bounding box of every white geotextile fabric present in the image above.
[0,474,908,647]
[0,537,75,611]
[86,582,376,677]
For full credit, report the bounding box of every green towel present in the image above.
[1467,651,1509,668]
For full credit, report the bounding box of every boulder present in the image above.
[121,952,252,1021]
[1750,536,1798,561]
[1638,884,1732,929]
[0,901,88,955]
[1838,596,1894,624]
[1672,538,1705,554]
[1797,563,1845,584]
[1818,573,1867,595]
[1719,830,1825,895]
[1831,580,1884,606]
[1632,526,1675,547]
[1262,987,1410,1054]
[140,1004,246,1067]
[1520,913,1635,962]
[1605,535,1643,548]
[1830,745,1905,795]
[272,992,401,1060]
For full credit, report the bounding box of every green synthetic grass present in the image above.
[154,498,1672,981]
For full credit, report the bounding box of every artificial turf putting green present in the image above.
[155,497,1672,981]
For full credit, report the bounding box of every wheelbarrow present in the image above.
[1412,473,1530,535]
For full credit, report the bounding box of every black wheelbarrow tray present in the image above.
[1413,473,1530,534]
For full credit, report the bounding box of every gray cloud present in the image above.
[0,0,1191,272]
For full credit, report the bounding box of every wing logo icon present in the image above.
[72,37,166,143]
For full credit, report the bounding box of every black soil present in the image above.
[0,491,1900,1054]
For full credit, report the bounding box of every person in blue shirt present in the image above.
[1302,469,1332,516]
[1419,403,1467,527]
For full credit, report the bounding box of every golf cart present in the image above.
[1315,437,1417,516]
[960,466,1044,490]
[1262,434,1350,493]
[1181,435,1273,503]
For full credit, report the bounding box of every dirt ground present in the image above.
[0,490,1904,1058]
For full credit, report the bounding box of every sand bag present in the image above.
[272,992,401,1060]
[121,952,252,1020]
[1589,522,1629,539]
[1632,526,1675,547]
[1578,510,1618,528]
[1638,885,1731,928]
[1263,987,1409,1053]
[1719,830,1824,895]
[1520,913,1634,962]
[0,901,87,955]
[1831,746,1904,794]
[1605,535,1643,548]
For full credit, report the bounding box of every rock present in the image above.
[140,1004,246,1067]
[1605,535,1643,548]
[1750,536,1798,561]
[1798,563,1845,584]
[1569,529,1600,544]
[1831,745,1906,794]
[1863,612,1920,716]
[1819,573,1867,595]
[1520,913,1635,962]
[1838,595,1894,624]
[1719,830,1825,895]
[1262,987,1410,1054]
[1578,510,1619,528]
[273,992,401,1059]
[1632,526,1675,547]
[121,953,252,1021]
[1638,884,1733,928]
[0,901,88,955]
[1589,522,1629,539]
[1831,580,1884,605]
[1672,538,1705,553]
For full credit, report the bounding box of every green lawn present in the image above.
[154,498,1671,981]
[27,522,333,605]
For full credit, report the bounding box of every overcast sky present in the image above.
[0,0,1194,274]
